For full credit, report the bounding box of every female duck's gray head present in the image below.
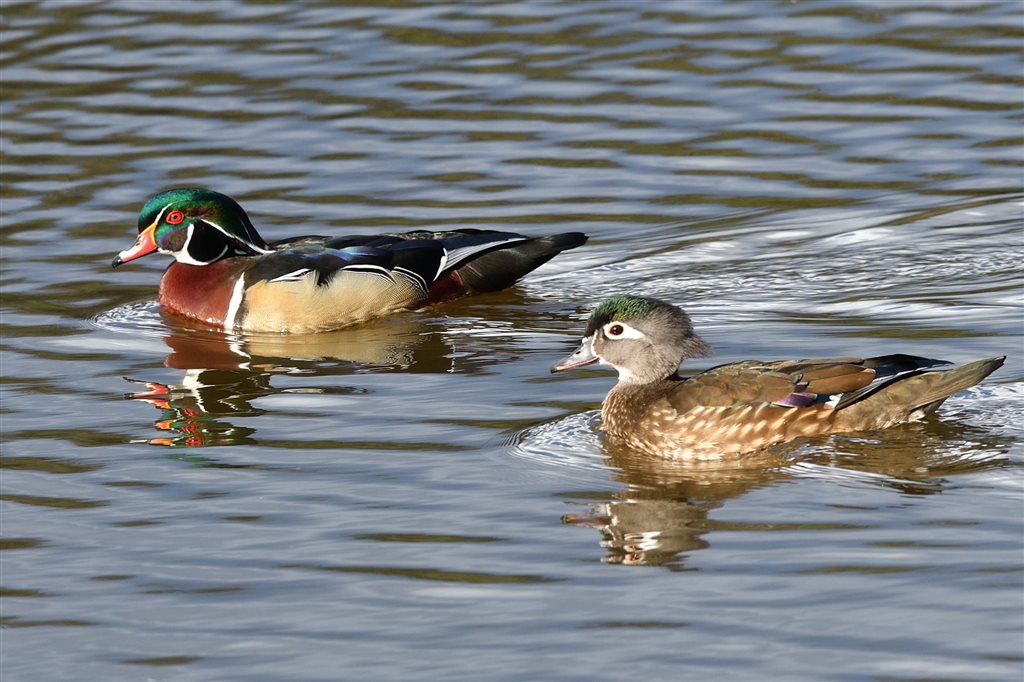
[552,295,712,384]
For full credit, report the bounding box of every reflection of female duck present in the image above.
[564,449,794,567]
[563,423,1014,567]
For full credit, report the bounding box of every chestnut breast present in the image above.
[158,260,244,328]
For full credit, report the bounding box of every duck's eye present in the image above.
[608,324,624,337]
[166,210,185,225]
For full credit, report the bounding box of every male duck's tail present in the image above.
[427,232,588,303]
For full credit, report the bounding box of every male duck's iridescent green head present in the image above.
[112,187,271,268]
[552,295,712,384]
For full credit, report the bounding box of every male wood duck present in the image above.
[552,295,1005,459]
[113,187,587,333]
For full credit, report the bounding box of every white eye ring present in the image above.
[603,321,644,339]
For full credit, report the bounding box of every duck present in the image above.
[551,295,1005,459]
[113,187,587,333]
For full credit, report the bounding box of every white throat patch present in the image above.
[173,223,228,265]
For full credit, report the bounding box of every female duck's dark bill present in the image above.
[551,338,599,373]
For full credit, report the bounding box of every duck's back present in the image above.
[161,228,586,333]
[601,355,1004,459]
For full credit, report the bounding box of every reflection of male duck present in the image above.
[123,307,546,447]
[161,315,442,371]
[124,316,440,447]
[125,374,265,448]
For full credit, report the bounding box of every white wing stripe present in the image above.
[224,274,246,330]
[269,268,312,282]
[343,264,395,282]
[393,266,428,293]
[436,237,526,281]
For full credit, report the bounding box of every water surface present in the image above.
[2,2,1022,680]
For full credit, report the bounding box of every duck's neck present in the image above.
[601,376,682,439]
[158,259,244,328]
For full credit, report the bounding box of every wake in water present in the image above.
[92,299,167,337]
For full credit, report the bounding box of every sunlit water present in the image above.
[2,2,1022,680]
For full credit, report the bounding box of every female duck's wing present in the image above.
[674,356,952,412]
[633,356,956,455]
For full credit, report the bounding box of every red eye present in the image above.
[166,210,184,225]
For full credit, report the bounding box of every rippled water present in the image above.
[2,1,1023,680]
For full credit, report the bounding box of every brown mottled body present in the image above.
[600,357,1005,459]
[603,382,823,458]
[551,295,1004,459]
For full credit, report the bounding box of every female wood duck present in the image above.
[552,295,1005,459]
[113,187,587,333]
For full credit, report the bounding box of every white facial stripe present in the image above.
[224,273,246,330]
[180,223,199,263]
[173,223,227,265]
[204,218,273,255]
[153,202,173,225]
[603,320,645,340]
[151,203,177,256]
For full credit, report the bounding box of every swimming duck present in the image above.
[552,295,1005,459]
[113,187,587,333]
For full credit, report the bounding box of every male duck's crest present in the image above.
[552,295,1004,459]
[113,187,587,334]
[113,188,271,268]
